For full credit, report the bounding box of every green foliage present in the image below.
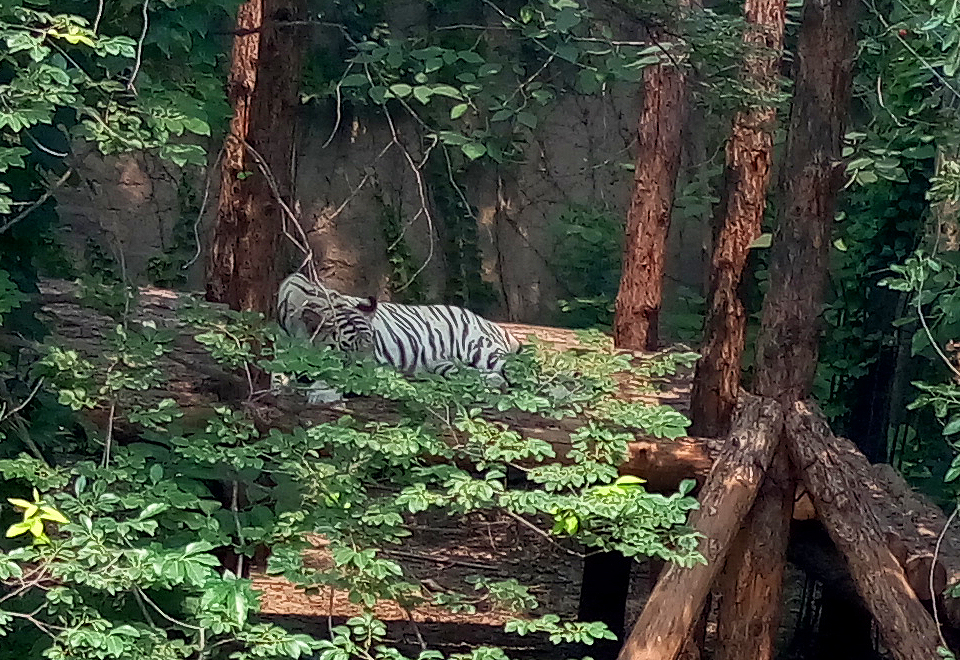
[548,204,623,328]
[5,488,70,545]
[0,283,701,659]
[878,252,960,492]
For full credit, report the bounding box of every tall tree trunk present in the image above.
[614,20,688,351]
[205,0,305,578]
[689,0,786,438]
[207,0,306,314]
[726,0,859,654]
[752,0,857,399]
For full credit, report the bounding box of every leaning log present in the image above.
[617,392,783,660]
[785,401,942,659]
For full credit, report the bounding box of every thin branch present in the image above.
[241,141,318,281]
[183,146,224,269]
[322,142,394,224]
[136,586,208,648]
[502,510,582,557]
[931,502,959,650]
[94,0,105,32]
[102,401,116,468]
[404,608,427,651]
[23,131,68,158]
[0,377,43,425]
[0,168,73,235]
[322,64,354,149]
[231,480,245,578]
[382,548,495,571]
[127,0,150,93]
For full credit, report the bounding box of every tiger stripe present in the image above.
[277,272,521,385]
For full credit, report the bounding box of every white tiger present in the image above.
[276,272,522,402]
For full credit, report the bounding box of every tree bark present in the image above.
[714,444,793,660]
[614,26,688,351]
[752,0,858,399]
[714,0,860,653]
[617,392,783,660]
[207,0,306,314]
[784,402,942,659]
[689,0,786,438]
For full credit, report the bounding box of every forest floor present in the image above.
[254,513,663,657]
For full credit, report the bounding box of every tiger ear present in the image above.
[357,296,378,315]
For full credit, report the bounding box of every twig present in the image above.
[327,586,335,637]
[322,142,394,224]
[502,510,582,557]
[382,548,496,571]
[102,401,116,468]
[380,100,438,290]
[127,0,150,92]
[0,377,43,424]
[0,168,73,235]
[5,610,62,638]
[183,145,224,269]
[94,0,105,32]
[23,132,68,158]
[231,480,245,578]
[931,502,959,650]
[242,141,319,281]
[404,608,427,651]
[136,586,208,647]
[322,64,354,149]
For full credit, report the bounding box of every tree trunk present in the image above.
[752,0,858,400]
[617,392,783,660]
[613,28,688,351]
[717,0,860,653]
[784,402,942,659]
[689,0,786,438]
[579,550,634,660]
[207,0,306,314]
[714,444,793,660]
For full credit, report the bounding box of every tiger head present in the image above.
[300,294,378,354]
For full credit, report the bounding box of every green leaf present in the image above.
[341,73,370,87]
[943,416,960,436]
[431,85,463,100]
[461,142,487,160]
[369,86,388,104]
[450,103,469,119]
[413,86,433,104]
[554,7,582,31]
[38,507,68,524]
[516,111,537,129]
[389,84,412,98]
[5,520,32,538]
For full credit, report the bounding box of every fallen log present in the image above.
[33,278,721,494]
[784,401,942,659]
[617,392,783,660]
[29,278,960,634]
